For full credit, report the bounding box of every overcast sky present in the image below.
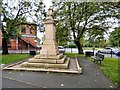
[43,0,52,11]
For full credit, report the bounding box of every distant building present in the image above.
[0,22,40,50]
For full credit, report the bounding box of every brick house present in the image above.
[7,23,40,50]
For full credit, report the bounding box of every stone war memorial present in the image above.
[3,6,82,74]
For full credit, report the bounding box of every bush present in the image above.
[64,44,77,48]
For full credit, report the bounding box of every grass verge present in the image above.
[0,53,83,64]
[88,57,119,86]
[1,53,31,64]
[64,53,85,58]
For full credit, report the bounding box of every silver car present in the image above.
[58,46,65,53]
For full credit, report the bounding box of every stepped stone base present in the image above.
[28,56,66,64]
[21,58,69,69]
[21,53,69,69]
[34,53,63,59]
[3,58,82,74]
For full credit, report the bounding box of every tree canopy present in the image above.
[109,27,120,47]
[1,0,46,54]
[53,2,120,54]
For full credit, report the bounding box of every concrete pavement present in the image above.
[2,57,118,88]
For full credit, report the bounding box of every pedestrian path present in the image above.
[2,57,117,88]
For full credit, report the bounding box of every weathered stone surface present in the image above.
[34,53,63,59]
[3,58,82,74]
[21,58,70,69]
[28,56,66,64]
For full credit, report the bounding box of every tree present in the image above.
[53,2,119,54]
[109,27,120,47]
[1,0,45,54]
[56,22,70,46]
[85,25,106,48]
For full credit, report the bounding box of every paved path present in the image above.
[2,57,117,88]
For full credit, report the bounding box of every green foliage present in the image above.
[56,23,70,46]
[64,44,77,48]
[1,54,31,64]
[1,0,45,38]
[53,2,119,53]
[64,53,85,58]
[1,0,45,54]
[109,27,120,47]
[85,35,107,48]
[100,58,119,86]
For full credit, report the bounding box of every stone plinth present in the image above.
[21,58,70,69]
[21,54,69,69]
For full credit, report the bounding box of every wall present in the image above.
[8,23,38,50]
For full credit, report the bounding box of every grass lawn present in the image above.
[88,57,119,86]
[64,53,85,58]
[83,47,103,50]
[1,53,31,64]
[0,53,82,64]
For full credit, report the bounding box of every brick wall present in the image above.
[8,39,17,50]
[8,23,38,50]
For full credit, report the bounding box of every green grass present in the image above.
[64,53,85,58]
[1,54,31,64]
[0,53,83,64]
[88,57,119,86]
[83,47,103,50]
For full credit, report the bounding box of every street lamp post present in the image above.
[93,36,102,56]
[93,37,98,55]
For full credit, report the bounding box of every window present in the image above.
[35,30,37,35]
[21,26,26,33]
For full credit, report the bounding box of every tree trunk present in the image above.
[74,40,84,54]
[2,38,9,54]
[2,23,9,54]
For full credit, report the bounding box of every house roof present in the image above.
[17,22,37,26]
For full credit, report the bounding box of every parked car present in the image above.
[97,47,115,54]
[114,50,120,56]
[58,46,65,53]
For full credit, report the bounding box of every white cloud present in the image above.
[43,0,52,11]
